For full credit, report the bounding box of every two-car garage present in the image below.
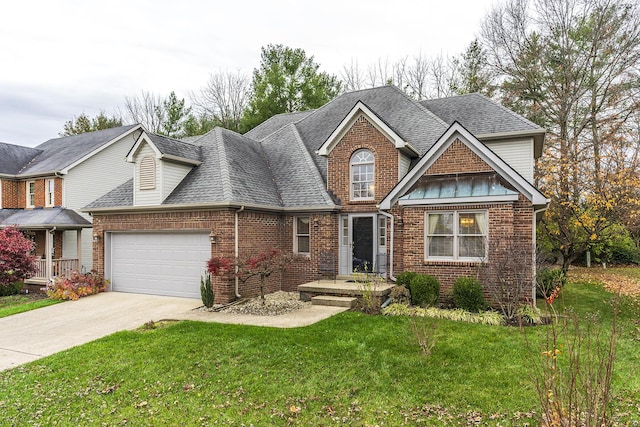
[107,232,211,299]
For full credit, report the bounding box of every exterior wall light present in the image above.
[209,231,217,244]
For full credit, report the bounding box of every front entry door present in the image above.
[339,214,377,275]
[352,216,374,272]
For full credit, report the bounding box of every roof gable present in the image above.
[379,122,549,209]
[316,101,418,156]
[18,124,142,176]
[421,93,545,157]
[126,132,202,165]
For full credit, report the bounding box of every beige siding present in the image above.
[62,131,138,270]
[398,153,411,180]
[484,138,534,183]
[161,161,193,200]
[133,144,161,206]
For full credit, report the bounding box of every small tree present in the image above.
[207,249,297,304]
[0,227,36,294]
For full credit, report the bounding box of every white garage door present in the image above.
[110,232,211,298]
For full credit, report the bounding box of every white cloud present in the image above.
[0,0,495,147]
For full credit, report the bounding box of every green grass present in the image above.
[0,294,60,318]
[0,281,638,426]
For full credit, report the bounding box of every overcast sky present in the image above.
[0,0,495,147]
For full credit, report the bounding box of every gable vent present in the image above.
[139,156,156,190]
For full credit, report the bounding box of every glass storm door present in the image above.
[339,214,376,274]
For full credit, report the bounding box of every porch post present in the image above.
[76,229,82,272]
[45,229,53,280]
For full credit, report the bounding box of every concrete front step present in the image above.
[311,295,357,308]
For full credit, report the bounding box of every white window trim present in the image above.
[294,216,311,256]
[424,210,488,261]
[26,180,36,208]
[350,149,375,201]
[45,179,55,207]
[378,216,387,247]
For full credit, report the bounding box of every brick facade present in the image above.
[92,209,335,304]
[90,119,538,305]
[398,139,535,304]
[1,177,62,209]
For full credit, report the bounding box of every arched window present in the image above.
[350,149,374,200]
[139,156,156,190]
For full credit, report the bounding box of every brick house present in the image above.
[85,86,548,303]
[0,125,143,287]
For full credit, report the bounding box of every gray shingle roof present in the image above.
[293,85,448,180]
[87,86,544,212]
[0,143,42,175]
[261,124,337,208]
[84,179,134,209]
[245,110,315,141]
[421,93,544,136]
[163,128,282,207]
[147,133,201,163]
[19,124,140,176]
[0,207,91,229]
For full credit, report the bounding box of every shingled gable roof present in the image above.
[379,121,549,210]
[0,143,42,175]
[86,86,546,213]
[292,85,448,180]
[126,132,202,165]
[17,124,142,176]
[246,110,315,141]
[421,93,546,157]
[316,100,419,156]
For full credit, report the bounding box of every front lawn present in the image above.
[0,294,60,319]
[0,279,638,426]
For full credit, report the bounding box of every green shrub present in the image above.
[395,271,418,288]
[536,268,566,298]
[200,273,214,308]
[0,282,24,296]
[452,276,486,312]
[408,274,440,307]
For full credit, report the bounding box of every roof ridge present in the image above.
[247,109,316,141]
[214,128,233,201]
[288,124,337,207]
[388,84,449,128]
[472,92,544,131]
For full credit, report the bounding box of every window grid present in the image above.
[425,211,487,260]
[295,217,310,255]
[350,149,374,200]
[46,179,55,206]
[27,181,35,208]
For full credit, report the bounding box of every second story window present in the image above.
[350,149,374,200]
[46,179,55,207]
[26,181,36,208]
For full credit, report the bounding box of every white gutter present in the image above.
[234,206,245,298]
[378,210,396,282]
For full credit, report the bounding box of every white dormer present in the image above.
[126,132,201,206]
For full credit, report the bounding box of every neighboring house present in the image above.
[0,124,143,287]
[85,86,549,302]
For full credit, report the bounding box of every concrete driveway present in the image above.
[0,292,201,372]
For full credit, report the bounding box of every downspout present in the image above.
[234,206,245,298]
[378,210,396,282]
[532,204,550,302]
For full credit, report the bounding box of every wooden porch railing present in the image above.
[33,258,80,280]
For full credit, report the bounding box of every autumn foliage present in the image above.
[0,226,36,293]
